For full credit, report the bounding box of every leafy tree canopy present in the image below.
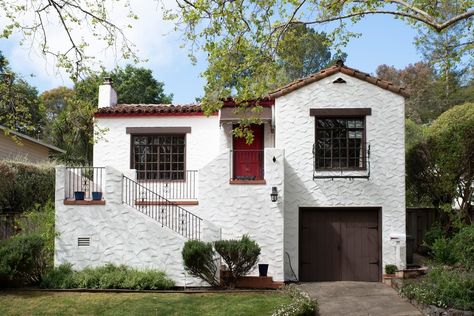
[406,103,474,225]
[164,0,473,114]
[44,64,173,164]
[75,65,173,105]
[0,52,43,137]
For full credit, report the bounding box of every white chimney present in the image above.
[98,77,118,108]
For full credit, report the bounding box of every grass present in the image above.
[0,291,291,316]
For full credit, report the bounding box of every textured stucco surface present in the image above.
[193,147,285,281]
[93,115,220,171]
[55,166,207,286]
[275,72,406,280]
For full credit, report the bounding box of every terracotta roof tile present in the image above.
[268,62,408,99]
[95,104,203,115]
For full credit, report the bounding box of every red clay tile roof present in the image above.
[95,104,203,115]
[268,62,408,99]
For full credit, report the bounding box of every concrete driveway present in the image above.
[299,282,421,316]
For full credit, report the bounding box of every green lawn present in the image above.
[0,291,290,316]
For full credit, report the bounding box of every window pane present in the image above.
[315,117,365,170]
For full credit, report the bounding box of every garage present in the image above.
[299,207,381,282]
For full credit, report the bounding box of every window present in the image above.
[314,117,366,170]
[131,135,185,180]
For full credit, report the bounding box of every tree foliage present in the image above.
[164,0,474,114]
[0,0,139,78]
[406,103,473,225]
[40,64,173,164]
[0,54,44,137]
[75,65,173,105]
[377,63,473,123]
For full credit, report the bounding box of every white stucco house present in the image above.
[55,62,408,286]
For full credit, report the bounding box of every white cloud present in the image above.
[0,0,189,91]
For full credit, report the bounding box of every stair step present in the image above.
[235,276,283,289]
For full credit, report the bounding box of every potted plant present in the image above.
[383,264,398,286]
[258,263,269,277]
[92,191,103,200]
[74,179,88,200]
[385,264,397,275]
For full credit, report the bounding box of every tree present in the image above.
[49,98,95,164]
[1,1,472,91]
[74,65,173,105]
[47,65,173,164]
[407,103,474,226]
[376,63,443,123]
[163,0,474,115]
[0,53,44,137]
[276,25,335,82]
[415,2,473,102]
[0,0,139,78]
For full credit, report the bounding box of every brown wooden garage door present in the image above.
[299,207,381,282]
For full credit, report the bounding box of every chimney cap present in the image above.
[103,77,113,85]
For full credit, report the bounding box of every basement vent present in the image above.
[78,237,90,247]
[333,77,347,84]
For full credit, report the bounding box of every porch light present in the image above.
[270,187,278,202]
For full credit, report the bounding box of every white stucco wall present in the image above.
[55,165,210,287]
[275,72,406,280]
[194,147,285,281]
[93,115,220,171]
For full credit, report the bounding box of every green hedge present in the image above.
[0,161,55,213]
[41,264,175,290]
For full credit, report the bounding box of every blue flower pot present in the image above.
[74,191,85,200]
[92,192,103,200]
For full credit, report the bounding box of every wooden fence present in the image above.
[406,207,440,264]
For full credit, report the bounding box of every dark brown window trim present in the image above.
[310,108,372,117]
[126,127,191,134]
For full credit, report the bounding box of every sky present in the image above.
[0,3,421,104]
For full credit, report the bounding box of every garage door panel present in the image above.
[300,210,341,281]
[300,208,380,282]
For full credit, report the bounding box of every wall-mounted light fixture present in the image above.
[272,156,276,163]
[270,186,278,202]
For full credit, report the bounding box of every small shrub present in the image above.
[41,264,175,290]
[423,223,446,251]
[214,235,261,288]
[182,240,219,287]
[400,266,474,311]
[272,284,318,316]
[0,234,46,285]
[430,237,457,265]
[40,263,76,289]
[385,264,398,275]
[451,225,474,271]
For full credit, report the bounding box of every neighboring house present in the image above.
[55,62,407,286]
[0,125,65,163]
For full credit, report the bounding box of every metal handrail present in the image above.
[122,175,202,240]
[137,170,198,200]
[313,142,371,179]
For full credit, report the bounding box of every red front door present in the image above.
[232,124,264,180]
